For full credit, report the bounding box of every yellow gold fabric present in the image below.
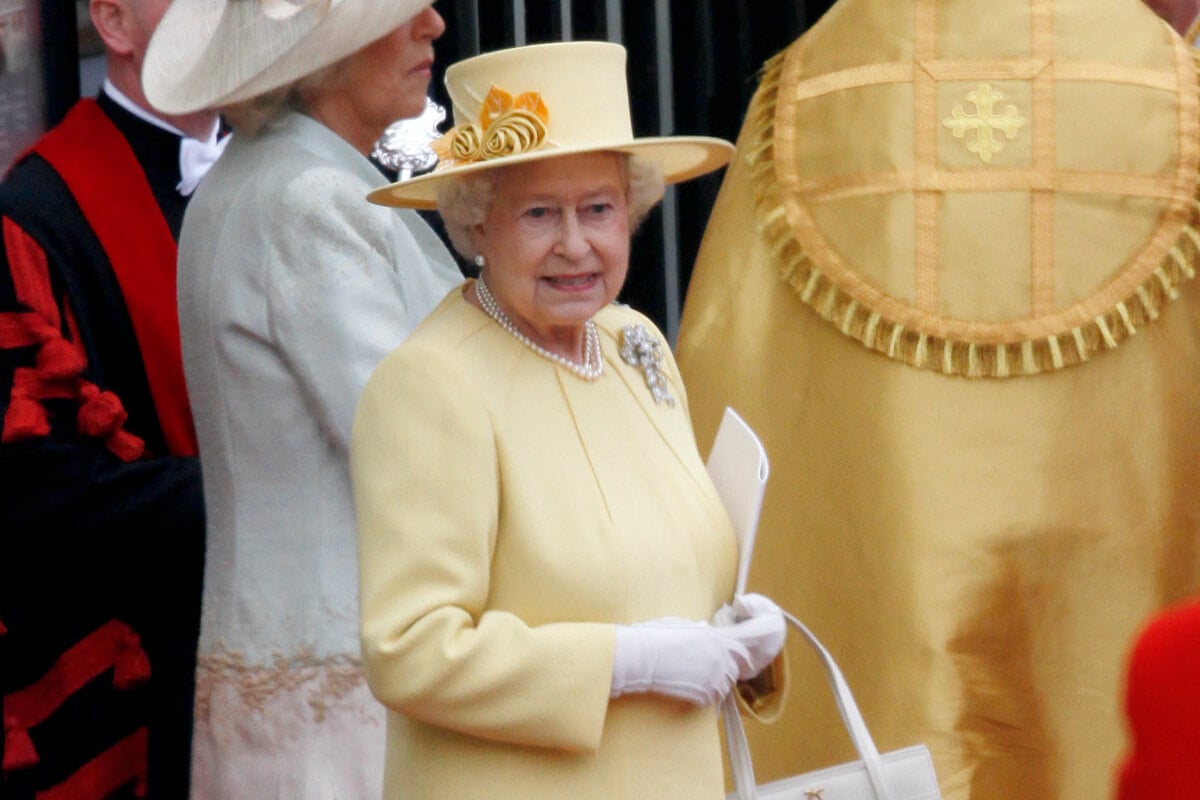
[1186,14,1200,46]
[747,0,1200,378]
[676,1,1200,797]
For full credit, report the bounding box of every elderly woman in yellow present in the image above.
[350,41,787,800]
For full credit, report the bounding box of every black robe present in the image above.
[0,92,205,800]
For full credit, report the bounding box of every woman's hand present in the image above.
[712,593,787,681]
[610,618,751,705]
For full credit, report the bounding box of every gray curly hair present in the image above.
[436,153,666,261]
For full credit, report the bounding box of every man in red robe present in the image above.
[0,1,223,797]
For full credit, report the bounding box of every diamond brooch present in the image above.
[619,324,675,406]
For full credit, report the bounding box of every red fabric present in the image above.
[1,620,151,772]
[112,629,153,691]
[2,393,50,440]
[34,728,148,800]
[1116,598,1200,800]
[35,337,87,381]
[3,721,38,771]
[1,213,58,324]
[76,384,144,461]
[0,219,146,459]
[76,387,129,438]
[33,100,197,456]
[0,312,43,349]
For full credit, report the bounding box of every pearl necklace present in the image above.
[475,278,604,381]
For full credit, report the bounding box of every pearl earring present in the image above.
[474,254,486,268]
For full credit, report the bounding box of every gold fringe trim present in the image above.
[750,50,1200,379]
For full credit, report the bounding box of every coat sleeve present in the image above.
[264,165,446,457]
[351,343,615,753]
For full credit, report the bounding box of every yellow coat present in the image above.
[677,1,1200,797]
[352,285,779,799]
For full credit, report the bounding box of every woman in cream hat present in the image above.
[140,2,464,797]
[351,41,786,800]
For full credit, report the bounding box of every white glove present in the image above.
[610,618,751,705]
[712,593,786,681]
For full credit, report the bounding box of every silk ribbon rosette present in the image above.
[431,85,551,168]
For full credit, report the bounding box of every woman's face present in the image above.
[316,5,445,149]
[474,153,631,352]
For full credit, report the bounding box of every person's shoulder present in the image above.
[363,289,480,399]
[203,125,383,239]
[376,284,545,396]
[1,151,69,209]
[594,301,662,338]
[268,143,385,228]
[265,114,380,194]
[408,286,484,345]
[378,286,474,357]
[0,154,90,249]
[219,137,343,195]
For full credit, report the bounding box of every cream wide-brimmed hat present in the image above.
[367,41,735,210]
[142,0,433,115]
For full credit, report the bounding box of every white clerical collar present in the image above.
[103,79,220,142]
[103,78,227,196]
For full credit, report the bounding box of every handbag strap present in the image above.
[723,691,760,799]
[725,609,894,800]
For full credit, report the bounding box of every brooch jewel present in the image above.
[620,325,675,406]
[431,85,550,168]
[372,97,447,180]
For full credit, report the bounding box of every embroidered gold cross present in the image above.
[803,789,825,800]
[942,83,1025,163]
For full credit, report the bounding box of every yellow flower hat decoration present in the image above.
[433,85,550,167]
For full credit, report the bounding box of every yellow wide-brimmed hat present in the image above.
[368,41,735,210]
[142,0,432,115]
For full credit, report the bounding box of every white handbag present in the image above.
[706,407,942,799]
[721,609,943,800]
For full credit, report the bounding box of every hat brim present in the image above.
[367,136,735,210]
[144,0,431,114]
